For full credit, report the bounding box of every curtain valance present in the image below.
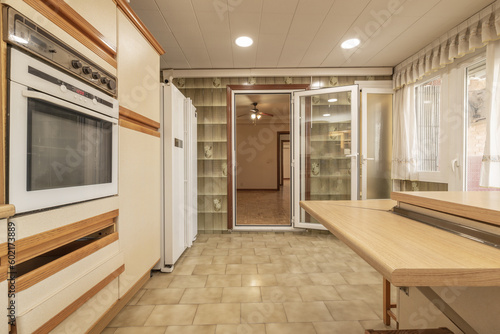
[393,2,500,90]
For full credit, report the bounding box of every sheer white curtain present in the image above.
[480,39,500,188]
[392,85,419,180]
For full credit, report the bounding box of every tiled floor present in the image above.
[104,232,397,334]
[236,180,290,226]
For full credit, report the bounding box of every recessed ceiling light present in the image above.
[235,36,253,47]
[341,38,360,49]
[323,113,331,117]
[328,98,338,103]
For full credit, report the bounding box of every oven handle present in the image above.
[22,90,118,124]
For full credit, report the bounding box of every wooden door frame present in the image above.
[226,84,309,230]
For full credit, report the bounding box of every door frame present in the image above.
[277,131,290,187]
[226,85,309,230]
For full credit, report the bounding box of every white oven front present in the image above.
[8,47,119,213]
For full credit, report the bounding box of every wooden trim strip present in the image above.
[119,118,161,138]
[16,210,118,265]
[0,205,14,219]
[88,261,159,333]
[0,265,7,282]
[22,0,117,68]
[15,233,119,292]
[32,264,125,334]
[116,0,166,55]
[119,106,160,130]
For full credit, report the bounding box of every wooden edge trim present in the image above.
[119,118,161,138]
[0,204,15,219]
[16,210,119,264]
[0,265,7,282]
[119,106,160,130]
[22,0,117,68]
[32,264,125,334]
[116,0,165,55]
[15,233,119,292]
[0,243,7,258]
[87,260,159,334]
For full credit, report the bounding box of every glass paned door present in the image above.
[293,86,359,229]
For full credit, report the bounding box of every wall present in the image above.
[236,123,289,190]
[174,75,391,232]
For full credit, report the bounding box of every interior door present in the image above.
[361,88,393,199]
[292,85,359,229]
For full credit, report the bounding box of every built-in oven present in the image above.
[4,7,119,213]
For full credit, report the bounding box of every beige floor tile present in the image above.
[242,255,271,264]
[335,284,381,301]
[242,274,277,287]
[216,324,265,334]
[254,247,281,256]
[143,275,174,289]
[169,275,207,288]
[360,319,396,330]
[144,304,198,326]
[226,264,258,274]
[212,255,242,264]
[206,274,242,287]
[308,273,348,285]
[193,303,240,325]
[257,263,288,274]
[265,322,316,334]
[270,255,299,264]
[113,327,167,334]
[180,287,223,304]
[101,328,117,334]
[201,248,229,256]
[171,264,196,276]
[241,241,267,248]
[182,256,214,265]
[318,261,353,273]
[217,242,242,249]
[228,248,255,256]
[137,288,184,305]
[276,273,314,286]
[284,301,334,322]
[341,271,382,285]
[324,300,379,321]
[299,262,322,273]
[298,286,342,302]
[266,241,291,248]
[280,247,309,255]
[261,286,302,302]
[221,286,261,302]
[297,254,331,263]
[192,264,227,275]
[108,305,155,327]
[127,289,146,305]
[241,303,287,323]
[165,325,216,334]
[285,263,307,274]
[313,320,365,334]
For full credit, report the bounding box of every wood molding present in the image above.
[119,106,160,130]
[119,118,161,138]
[0,204,15,219]
[0,265,7,282]
[16,233,119,292]
[116,0,165,55]
[87,261,159,333]
[16,210,118,265]
[22,0,117,68]
[32,264,125,334]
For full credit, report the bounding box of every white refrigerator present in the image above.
[158,83,197,272]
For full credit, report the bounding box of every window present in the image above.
[415,77,441,172]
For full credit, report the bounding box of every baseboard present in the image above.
[87,260,159,333]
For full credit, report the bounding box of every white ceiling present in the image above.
[130,0,494,70]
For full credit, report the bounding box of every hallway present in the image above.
[104,231,395,333]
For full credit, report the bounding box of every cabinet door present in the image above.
[293,86,359,229]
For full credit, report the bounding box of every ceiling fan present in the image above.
[238,102,274,121]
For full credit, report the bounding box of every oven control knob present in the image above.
[60,84,67,92]
[71,60,82,69]
[100,77,109,85]
[93,98,98,105]
[107,79,116,90]
[82,66,92,75]
[91,72,101,80]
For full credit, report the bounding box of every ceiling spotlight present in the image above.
[328,98,338,103]
[323,113,331,117]
[235,36,253,47]
[257,114,261,119]
[341,38,360,49]
[251,114,256,119]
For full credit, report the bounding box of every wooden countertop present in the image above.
[0,205,15,220]
[392,191,500,226]
[300,199,500,287]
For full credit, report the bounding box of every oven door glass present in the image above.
[27,98,113,190]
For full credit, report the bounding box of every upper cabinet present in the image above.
[117,9,161,122]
